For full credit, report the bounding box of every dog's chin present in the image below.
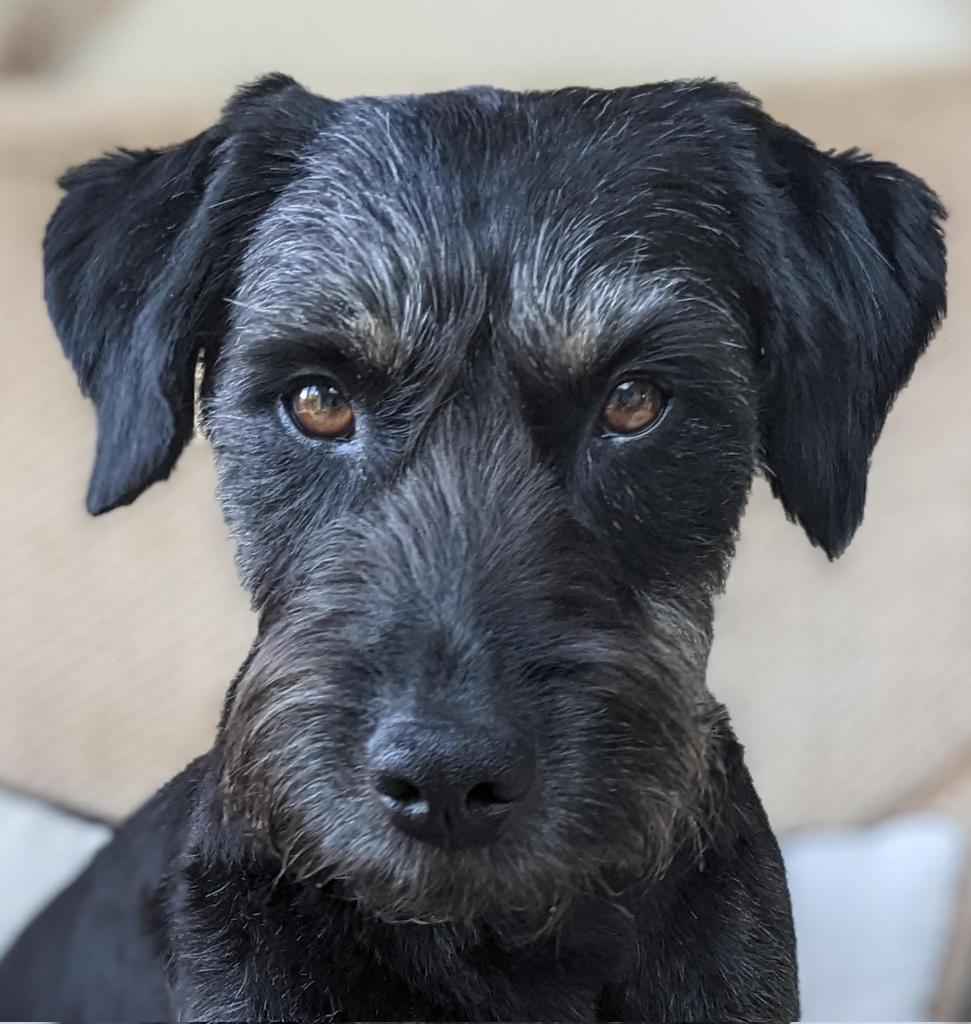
[267,819,669,940]
[272,834,562,927]
[328,863,571,936]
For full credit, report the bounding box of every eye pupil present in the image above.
[290,382,355,438]
[602,378,665,435]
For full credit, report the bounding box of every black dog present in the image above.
[0,75,945,1021]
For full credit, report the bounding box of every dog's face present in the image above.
[44,76,945,927]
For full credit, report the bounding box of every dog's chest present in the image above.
[171,868,638,1021]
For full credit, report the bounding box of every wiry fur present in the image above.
[220,417,718,929]
[0,73,946,1021]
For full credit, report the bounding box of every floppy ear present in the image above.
[44,73,326,514]
[741,111,946,557]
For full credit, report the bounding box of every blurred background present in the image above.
[0,0,968,1018]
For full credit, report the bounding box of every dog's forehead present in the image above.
[232,86,742,373]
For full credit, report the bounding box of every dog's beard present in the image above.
[220,767,708,940]
[219,598,724,934]
[289,828,631,935]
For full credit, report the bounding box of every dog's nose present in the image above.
[367,718,535,849]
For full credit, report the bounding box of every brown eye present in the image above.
[602,378,667,436]
[289,381,355,439]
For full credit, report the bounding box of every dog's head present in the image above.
[45,76,945,926]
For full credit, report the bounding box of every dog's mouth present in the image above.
[220,747,720,943]
[326,861,574,933]
[222,762,688,938]
[289,835,654,939]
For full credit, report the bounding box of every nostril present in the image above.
[374,773,422,805]
[465,750,536,811]
[466,781,510,808]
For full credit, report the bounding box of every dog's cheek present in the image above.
[222,688,379,874]
[219,601,387,864]
[579,412,756,595]
[527,675,640,851]
[207,405,366,598]
[546,621,713,866]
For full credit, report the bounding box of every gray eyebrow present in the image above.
[231,184,488,372]
[224,297,404,370]
[503,266,693,371]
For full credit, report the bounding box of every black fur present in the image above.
[0,75,945,1021]
[43,73,322,514]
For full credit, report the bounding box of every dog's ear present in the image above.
[738,106,946,557]
[45,73,326,514]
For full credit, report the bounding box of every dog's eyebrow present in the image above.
[227,321,403,391]
[227,301,403,372]
[501,265,743,392]
[506,269,710,366]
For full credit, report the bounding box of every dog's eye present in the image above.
[601,378,667,436]
[288,381,355,439]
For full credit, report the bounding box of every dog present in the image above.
[0,74,945,1021]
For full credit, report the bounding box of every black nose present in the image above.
[367,717,535,849]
